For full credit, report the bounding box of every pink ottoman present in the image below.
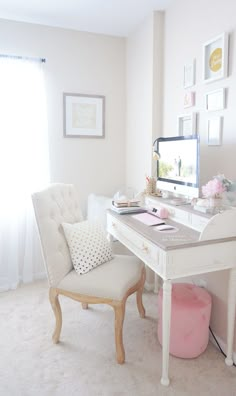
[157,283,212,358]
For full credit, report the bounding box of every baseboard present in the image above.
[0,280,19,292]
[0,272,46,292]
[35,271,47,280]
[209,331,236,365]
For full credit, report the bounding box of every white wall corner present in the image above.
[209,331,236,365]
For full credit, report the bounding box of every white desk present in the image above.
[107,201,236,386]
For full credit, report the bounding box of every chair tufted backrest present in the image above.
[32,184,83,287]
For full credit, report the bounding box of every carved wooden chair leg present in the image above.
[49,288,62,344]
[113,302,125,364]
[136,267,146,318]
[81,302,88,309]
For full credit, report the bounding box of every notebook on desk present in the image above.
[132,212,165,226]
[111,205,146,215]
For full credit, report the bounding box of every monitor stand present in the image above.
[161,193,191,206]
[167,197,191,206]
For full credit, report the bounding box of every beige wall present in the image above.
[163,0,236,186]
[0,19,126,214]
[126,14,154,195]
[163,0,236,352]
[125,12,164,194]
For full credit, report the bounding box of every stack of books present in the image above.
[111,199,146,214]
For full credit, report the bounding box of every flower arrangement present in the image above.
[202,174,233,198]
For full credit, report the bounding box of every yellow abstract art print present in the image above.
[203,32,228,83]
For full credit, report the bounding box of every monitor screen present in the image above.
[156,135,199,198]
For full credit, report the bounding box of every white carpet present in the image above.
[0,280,236,396]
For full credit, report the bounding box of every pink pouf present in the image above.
[157,283,212,358]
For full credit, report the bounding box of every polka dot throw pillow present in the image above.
[62,220,113,275]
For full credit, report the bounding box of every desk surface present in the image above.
[107,209,236,251]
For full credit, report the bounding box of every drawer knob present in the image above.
[142,244,149,253]
[111,222,116,228]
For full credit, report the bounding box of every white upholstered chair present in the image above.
[32,183,146,364]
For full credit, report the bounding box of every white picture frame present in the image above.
[205,88,225,111]
[177,113,197,136]
[184,91,195,108]
[183,60,195,88]
[207,116,222,146]
[203,32,228,83]
[63,93,105,138]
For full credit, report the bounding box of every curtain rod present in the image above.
[0,54,46,63]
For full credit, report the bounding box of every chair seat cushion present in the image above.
[62,220,113,275]
[57,255,144,301]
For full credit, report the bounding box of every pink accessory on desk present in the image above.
[148,207,169,219]
[132,212,165,226]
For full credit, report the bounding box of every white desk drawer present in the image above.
[191,214,209,232]
[167,206,189,226]
[107,214,159,267]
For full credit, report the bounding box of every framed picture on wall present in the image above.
[63,93,105,138]
[203,32,228,83]
[207,116,223,145]
[183,60,195,88]
[184,91,195,108]
[205,88,225,111]
[177,113,197,136]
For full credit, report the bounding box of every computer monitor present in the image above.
[156,135,200,199]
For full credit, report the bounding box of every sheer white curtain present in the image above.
[0,56,50,291]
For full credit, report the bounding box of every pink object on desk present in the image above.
[158,283,212,358]
[156,207,169,219]
[132,212,165,226]
[149,207,169,219]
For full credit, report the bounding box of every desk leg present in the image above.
[161,279,172,386]
[154,273,161,294]
[225,267,236,366]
